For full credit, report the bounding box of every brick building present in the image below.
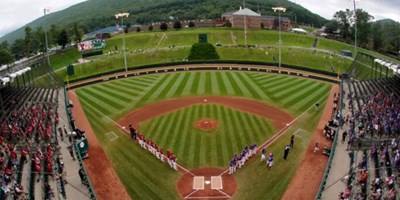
[222,7,292,30]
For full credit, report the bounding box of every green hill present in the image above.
[0,0,326,43]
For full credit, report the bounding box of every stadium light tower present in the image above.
[115,12,130,76]
[272,6,286,68]
[43,7,54,87]
[350,0,360,57]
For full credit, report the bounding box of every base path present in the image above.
[281,84,339,200]
[118,96,293,130]
[68,90,131,200]
[177,168,237,199]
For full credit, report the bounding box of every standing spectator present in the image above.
[283,145,290,160]
[342,131,347,144]
[314,142,320,153]
[67,145,75,161]
[78,168,86,185]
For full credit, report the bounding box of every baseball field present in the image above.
[71,70,334,199]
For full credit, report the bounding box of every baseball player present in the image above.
[159,148,164,162]
[261,148,267,162]
[137,132,143,146]
[244,146,250,160]
[267,152,274,167]
[229,159,235,174]
[155,145,160,160]
[171,154,178,170]
[167,149,172,168]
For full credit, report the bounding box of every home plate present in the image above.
[193,176,204,190]
[211,176,223,190]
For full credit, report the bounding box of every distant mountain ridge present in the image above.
[0,0,327,43]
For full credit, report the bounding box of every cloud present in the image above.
[0,0,87,37]
[290,0,400,21]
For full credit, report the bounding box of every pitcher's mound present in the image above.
[177,168,237,199]
[194,119,218,131]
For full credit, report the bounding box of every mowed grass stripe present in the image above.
[100,82,141,98]
[205,72,212,94]
[260,76,293,91]
[173,72,191,97]
[274,80,315,99]
[238,73,271,101]
[282,83,324,108]
[135,74,169,106]
[79,88,125,110]
[216,105,229,166]
[249,73,275,82]
[268,77,302,93]
[222,106,236,160]
[188,105,201,166]
[197,72,206,95]
[147,73,179,101]
[210,72,221,94]
[158,110,181,147]
[256,74,283,85]
[78,90,114,115]
[123,78,154,88]
[181,72,197,96]
[190,73,201,94]
[168,109,186,150]
[290,84,330,111]
[176,106,194,158]
[225,72,244,96]
[93,85,132,103]
[215,73,227,95]
[165,73,187,98]
[154,73,181,100]
[229,73,254,97]
[110,79,148,92]
[88,86,129,105]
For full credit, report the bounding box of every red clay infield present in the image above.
[281,84,339,200]
[68,90,131,200]
[177,168,237,199]
[194,119,219,131]
[118,96,293,130]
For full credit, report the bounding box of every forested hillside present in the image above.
[0,0,326,43]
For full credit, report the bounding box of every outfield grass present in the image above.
[76,71,331,199]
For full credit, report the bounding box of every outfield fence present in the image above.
[315,79,344,200]
[66,62,340,89]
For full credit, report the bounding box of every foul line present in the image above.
[218,91,331,176]
[217,189,231,198]
[71,92,195,176]
[185,196,230,199]
[184,189,199,199]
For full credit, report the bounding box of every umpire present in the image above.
[129,124,136,140]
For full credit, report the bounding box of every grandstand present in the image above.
[0,59,95,199]
[318,52,400,200]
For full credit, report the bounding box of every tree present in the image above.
[173,21,182,30]
[136,27,141,32]
[188,43,220,60]
[371,22,384,52]
[124,23,131,34]
[49,24,59,46]
[0,41,9,50]
[324,20,339,34]
[386,21,400,59]
[72,21,83,42]
[352,9,374,48]
[11,39,25,60]
[148,24,154,31]
[31,27,45,53]
[24,26,33,56]
[333,9,352,40]
[160,22,168,31]
[0,48,14,66]
[188,21,196,28]
[58,28,69,48]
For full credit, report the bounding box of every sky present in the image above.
[1,0,400,38]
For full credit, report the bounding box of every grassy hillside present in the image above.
[76,71,330,199]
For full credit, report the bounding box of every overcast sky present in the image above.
[1,0,400,38]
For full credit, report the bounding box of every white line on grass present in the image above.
[218,91,332,176]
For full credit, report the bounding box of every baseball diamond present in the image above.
[70,70,335,199]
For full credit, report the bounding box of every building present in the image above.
[222,7,292,30]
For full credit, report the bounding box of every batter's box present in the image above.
[105,131,118,141]
[211,176,222,190]
[193,176,204,190]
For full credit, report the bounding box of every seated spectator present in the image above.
[371,188,381,200]
[339,186,352,200]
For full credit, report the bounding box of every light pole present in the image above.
[351,0,359,57]
[115,12,129,76]
[272,6,286,68]
[43,7,54,87]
